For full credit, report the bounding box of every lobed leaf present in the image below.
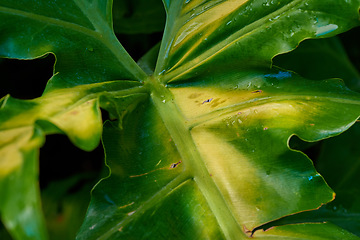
[0,81,145,239]
[156,0,360,82]
[1,0,360,239]
[78,68,360,239]
[0,0,147,90]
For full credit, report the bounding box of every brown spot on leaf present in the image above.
[118,202,135,209]
[210,98,227,108]
[188,93,203,99]
[251,90,263,94]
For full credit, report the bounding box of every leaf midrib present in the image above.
[187,94,360,128]
[147,77,248,239]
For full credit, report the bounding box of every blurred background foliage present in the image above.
[0,0,359,238]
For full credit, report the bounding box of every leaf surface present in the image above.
[78,1,360,239]
[156,0,360,83]
[0,0,360,239]
[0,0,147,89]
[0,81,145,239]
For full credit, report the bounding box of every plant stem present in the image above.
[147,76,247,239]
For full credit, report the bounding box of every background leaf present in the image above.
[112,0,166,34]
[274,36,360,90]
[0,81,144,239]
[0,0,147,90]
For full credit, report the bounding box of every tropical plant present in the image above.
[0,0,360,239]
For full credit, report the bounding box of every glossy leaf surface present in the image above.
[272,34,360,236]
[0,0,360,239]
[0,0,147,89]
[0,81,144,239]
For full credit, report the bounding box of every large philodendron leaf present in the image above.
[78,69,360,239]
[76,0,360,239]
[1,0,360,239]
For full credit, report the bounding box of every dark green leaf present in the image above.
[1,0,360,239]
[112,0,166,34]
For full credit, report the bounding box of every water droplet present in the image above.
[316,24,338,37]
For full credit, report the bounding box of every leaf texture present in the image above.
[0,0,360,239]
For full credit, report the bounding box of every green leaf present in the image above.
[0,81,144,239]
[112,0,166,34]
[316,123,360,236]
[41,174,97,240]
[254,222,360,239]
[156,0,360,82]
[0,126,47,240]
[78,68,360,239]
[249,27,360,238]
[0,0,147,89]
[1,0,360,239]
[274,37,360,91]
